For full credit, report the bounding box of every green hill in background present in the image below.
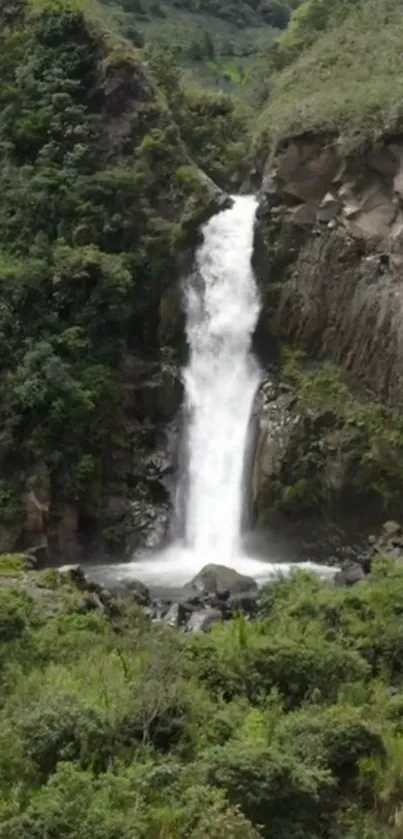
[101,0,302,92]
[254,0,403,155]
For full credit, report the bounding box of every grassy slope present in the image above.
[255,0,403,152]
[105,0,280,93]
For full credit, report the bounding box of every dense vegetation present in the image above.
[103,0,304,92]
[1,555,403,837]
[268,352,403,517]
[0,0,230,538]
[254,0,403,154]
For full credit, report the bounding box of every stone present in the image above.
[367,146,397,177]
[126,579,150,605]
[58,564,87,588]
[345,204,397,241]
[163,602,187,629]
[26,541,49,568]
[228,591,260,615]
[291,202,318,227]
[75,591,104,614]
[103,496,130,523]
[187,607,222,633]
[394,168,403,199]
[334,561,365,587]
[108,578,150,605]
[54,504,81,561]
[188,564,258,596]
[316,192,342,223]
[382,520,402,538]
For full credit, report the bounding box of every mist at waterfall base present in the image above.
[95,197,335,588]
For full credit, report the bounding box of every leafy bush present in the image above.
[0,0,218,530]
[255,0,403,153]
[2,561,403,836]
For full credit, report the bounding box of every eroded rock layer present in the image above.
[254,133,403,406]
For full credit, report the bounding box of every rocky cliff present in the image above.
[252,131,403,535]
[249,0,403,547]
[254,132,403,406]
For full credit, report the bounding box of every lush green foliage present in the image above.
[0,0,217,528]
[2,559,403,836]
[272,351,403,515]
[255,0,403,153]
[103,0,300,94]
[147,46,250,186]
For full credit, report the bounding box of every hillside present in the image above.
[252,0,403,525]
[102,0,303,92]
[254,0,403,153]
[0,0,232,561]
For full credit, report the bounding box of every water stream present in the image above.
[180,195,261,558]
[102,195,334,587]
[84,196,335,590]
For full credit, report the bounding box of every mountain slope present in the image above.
[103,0,303,91]
[0,0,226,558]
[255,0,403,154]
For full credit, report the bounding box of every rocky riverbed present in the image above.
[6,520,403,636]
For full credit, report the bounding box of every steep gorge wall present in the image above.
[254,132,403,406]
[251,131,403,535]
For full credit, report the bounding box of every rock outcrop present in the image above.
[251,370,403,550]
[254,132,403,407]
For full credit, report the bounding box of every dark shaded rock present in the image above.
[254,134,403,409]
[58,564,87,588]
[369,520,403,562]
[126,578,150,605]
[382,520,402,539]
[25,542,49,568]
[120,501,170,554]
[107,578,150,606]
[187,607,222,633]
[228,591,260,615]
[75,591,105,614]
[163,601,188,628]
[188,564,258,596]
[335,561,365,587]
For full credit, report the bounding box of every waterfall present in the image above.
[95,196,337,587]
[181,195,260,559]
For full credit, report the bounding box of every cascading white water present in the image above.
[181,195,260,559]
[90,196,337,587]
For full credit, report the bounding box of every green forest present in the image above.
[2,554,403,838]
[2,0,403,836]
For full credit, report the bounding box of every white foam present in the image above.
[93,546,337,588]
[105,196,336,590]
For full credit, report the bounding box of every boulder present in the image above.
[163,601,188,629]
[187,607,222,633]
[108,578,150,606]
[228,591,260,615]
[370,521,403,562]
[188,564,258,596]
[334,561,365,587]
[58,564,87,588]
[25,542,49,568]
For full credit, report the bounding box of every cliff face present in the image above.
[0,0,228,561]
[254,132,403,407]
[252,132,403,533]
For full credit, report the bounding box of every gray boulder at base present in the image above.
[334,560,365,587]
[187,607,222,633]
[188,564,258,596]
